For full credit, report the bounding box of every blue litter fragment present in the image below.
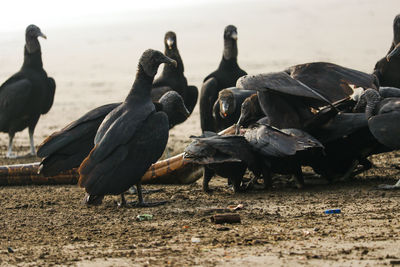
[324,209,341,214]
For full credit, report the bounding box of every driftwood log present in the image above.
[0,163,77,186]
[0,125,235,186]
[0,155,201,186]
[211,213,241,224]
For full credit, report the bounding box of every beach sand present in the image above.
[1,0,400,266]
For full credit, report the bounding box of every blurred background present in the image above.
[0,0,398,147]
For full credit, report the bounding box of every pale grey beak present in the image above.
[167,38,174,49]
[220,103,230,118]
[39,32,47,39]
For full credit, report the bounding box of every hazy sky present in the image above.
[1,0,230,33]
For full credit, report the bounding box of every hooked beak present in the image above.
[163,56,177,68]
[166,38,174,49]
[230,32,238,40]
[220,103,230,118]
[386,42,400,62]
[39,32,47,39]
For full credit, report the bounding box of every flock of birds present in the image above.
[1,14,400,206]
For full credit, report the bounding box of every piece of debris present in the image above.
[303,230,311,236]
[324,209,341,214]
[227,204,244,211]
[211,213,241,224]
[390,260,400,265]
[136,214,153,221]
[191,237,201,243]
[7,247,14,253]
[216,226,231,231]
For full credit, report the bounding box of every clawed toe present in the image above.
[6,152,18,159]
[378,184,400,190]
[126,187,164,195]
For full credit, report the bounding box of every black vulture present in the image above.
[200,25,247,132]
[235,90,377,182]
[212,87,255,132]
[78,49,177,206]
[184,132,262,193]
[184,124,323,192]
[152,31,198,115]
[241,124,324,188]
[0,25,55,158]
[236,94,265,133]
[37,91,188,176]
[354,88,400,189]
[236,62,378,130]
[158,91,190,128]
[307,114,379,181]
[374,14,400,87]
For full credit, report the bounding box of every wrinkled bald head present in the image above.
[223,25,238,60]
[26,24,46,40]
[139,49,177,77]
[224,25,238,40]
[236,94,263,133]
[164,31,177,50]
[25,24,46,53]
[159,91,190,128]
[218,89,236,118]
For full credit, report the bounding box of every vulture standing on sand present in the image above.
[0,25,55,158]
[152,31,198,115]
[78,49,177,206]
[184,132,262,193]
[200,25,247,132]
[374,14,400,88]
[184,124,323,192]
[37,91,189,176]
[235,68,380,181]
[354,88,400,189]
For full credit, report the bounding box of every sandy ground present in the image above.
[0,153,399,266]
[1,0,400,265]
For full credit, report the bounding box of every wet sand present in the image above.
[0,0,400,265]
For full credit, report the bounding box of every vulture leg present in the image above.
[130,183,167,207]
[378,179,400,190]
[245,173,268,191]
[126,186,163,195]
[293,165,305,189]
[29,128,36,156]
[118,193,127,207]
[202,167,215,193]
[6,133,17,158]
[329,160,359,182]
[231,175,243,193]
[351,158,373,176]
